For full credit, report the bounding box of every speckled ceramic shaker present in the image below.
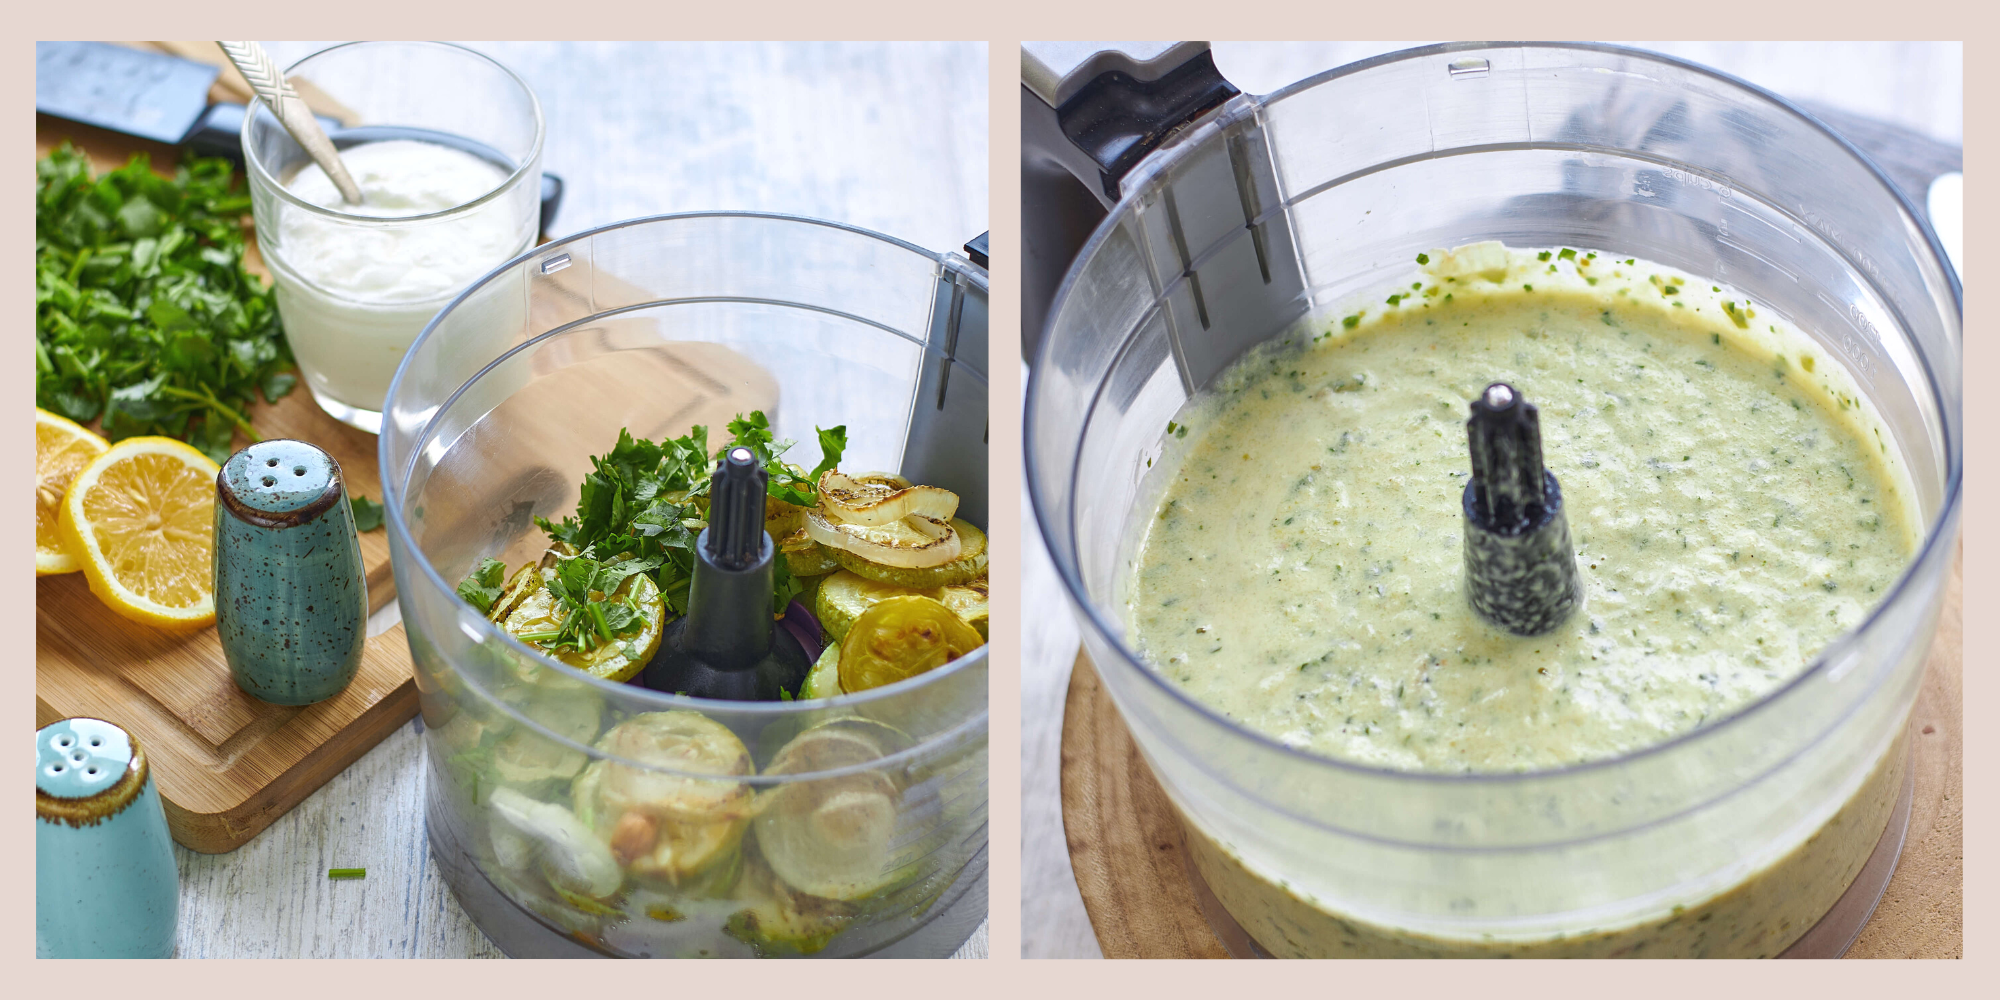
[214,439,367,705]
[36,718,180,958]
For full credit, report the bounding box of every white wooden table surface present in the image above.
[172,40,989,960]
[1018,40,1962,959]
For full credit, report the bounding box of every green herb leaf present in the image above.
[327,868,366,880]
[350,495,385,532]
[533,411,841,619]
[809,425,848,482]
[455,557,509,614]
[35,144,292,454]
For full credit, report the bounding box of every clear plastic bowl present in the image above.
[1027,43,1960,957]
[382,213,988,958]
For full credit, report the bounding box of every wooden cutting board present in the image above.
[1060,550,1962,959]
[34,116,420,854]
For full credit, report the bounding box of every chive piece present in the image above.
[1415,252,1430,265]
[1537,250,1552,261]
[1557,248,1577,261]
[328,868,366,880]
[1342,314,1362,329]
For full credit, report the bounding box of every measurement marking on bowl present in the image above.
[1448,58,1491,80]
[540,252,572,275]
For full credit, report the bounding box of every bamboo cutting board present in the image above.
[33,324,419,855]
[1060,551,1963,959]
[34,116,420,854]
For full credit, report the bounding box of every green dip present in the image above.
[1126,243,1920,956]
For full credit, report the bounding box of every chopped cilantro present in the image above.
[36,144,293,463]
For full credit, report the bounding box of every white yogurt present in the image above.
[268,140,533,428]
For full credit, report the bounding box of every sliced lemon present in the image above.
[58,436,220,629]
[35,408,109,575]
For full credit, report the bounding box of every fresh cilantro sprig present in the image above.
[530,411,844,619]
[35,144,296,464]
[723,411,847,507]
[456,557,509,615]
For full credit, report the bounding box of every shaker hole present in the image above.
[89,737,101,747]
[294,466,307,476]
[51,764,63,773]
[86,767,99,776]
[263,477,277,487]
[268,458,279,467]
[55,735,73,748]
[71,751,88,763]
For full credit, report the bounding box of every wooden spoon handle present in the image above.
[217,41,363,205]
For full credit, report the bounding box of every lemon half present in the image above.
[58,436,219,629]
[35,408,109,575]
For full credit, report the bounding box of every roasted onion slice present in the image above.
[816,470,957,527]
[803,508,961,569]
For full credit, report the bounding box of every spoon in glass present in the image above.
[216,41,362,205]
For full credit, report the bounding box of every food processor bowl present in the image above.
[383,213,988,958]
[1027,43,1959,957]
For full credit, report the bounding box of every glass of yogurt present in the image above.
[242,42,543,433]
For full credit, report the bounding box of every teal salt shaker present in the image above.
[36,718,180,958]
[214,439,367,705]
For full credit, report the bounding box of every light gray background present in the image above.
[172,40,989,959]
[1019,40,1962,960]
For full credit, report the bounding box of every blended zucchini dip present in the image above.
[1125,244,1921,957]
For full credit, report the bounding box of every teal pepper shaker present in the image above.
[36,718,180,958]
[214,439,367,705]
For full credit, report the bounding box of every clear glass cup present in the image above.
[243,41,544,434]
[1027,43,1960,958]
[381,212,989,958]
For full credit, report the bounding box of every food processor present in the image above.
[1025,42,1959,957]
[381,212,988,957]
